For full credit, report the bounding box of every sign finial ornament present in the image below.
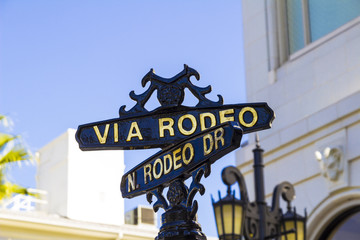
[119,64,223,118]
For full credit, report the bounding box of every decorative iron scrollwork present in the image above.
[244,202,260,240]
[271,181,295,213]
[148,164,211,240]
[145,163,211,222]
[187,163,211,219]
[119,64,223,118]
[167,180,188,207]
[221,165,249,202]
[146,186,169,212]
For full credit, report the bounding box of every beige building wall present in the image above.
[0,209,158,240]
[237,1,360,239]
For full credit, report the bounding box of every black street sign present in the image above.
[120,121,243,198]
[75,64,275,203]
[76,103,273,151]
[76,65,276,240]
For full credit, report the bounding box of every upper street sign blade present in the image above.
[120,121,243,198]
[75,103,274,151]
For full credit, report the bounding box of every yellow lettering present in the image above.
[200,112,216,131]
[153,158,163,179]
[182,143,194,165]
[159,118,175,138]
[239,107,258,127]
[163,154,173,175]
[114,123,119,143]
[144,164,152,184]
[173,148,182,170]
[178,114,197,135]
[126,122,143,141]
[203,134,214,156]
[214,127,225,150]
[220,109,235,123]
[127,172,136,193]
[93,124,110,144]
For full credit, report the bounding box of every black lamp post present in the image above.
[212,136,306,240]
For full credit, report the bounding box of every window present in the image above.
[319,207,360,240]
[285,0,360,55]
[286,0,306,54]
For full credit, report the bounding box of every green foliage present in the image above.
[0,172,29,200]
[0,133,17,147]
[0,114,34,201]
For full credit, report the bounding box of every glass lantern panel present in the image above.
[215,205,223,236]
[234,205,243,235]
[281,220,304,240]
[223,204,234,234]
[296,221,304,240]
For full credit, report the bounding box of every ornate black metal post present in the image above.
[253,134,266,239]
[154,176,207,240]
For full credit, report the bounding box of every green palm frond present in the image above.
[0,114,34,201]
[0,133,18,147]
[0,170,6,183]
[0,146,31,166]
[0,181,29,200]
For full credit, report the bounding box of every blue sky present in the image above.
[0,0,245,237]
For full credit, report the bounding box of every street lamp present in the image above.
[212,137,306,240]
[213,191,244,240]
[213,166,249,240]
[281,206,307,240]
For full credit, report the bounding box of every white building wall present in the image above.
[36,131,69,217]
[37,129,125,226]
[237,1,360,239]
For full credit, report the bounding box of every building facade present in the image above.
[36,129,125,226]
[237,1,360,239]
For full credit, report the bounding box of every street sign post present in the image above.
[76,65,275,240]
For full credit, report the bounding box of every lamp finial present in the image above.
[255,133,260,148]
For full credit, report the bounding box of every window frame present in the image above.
[318,206,360,240]
[265,0,360,76]
[278,0,360,61]
[289,14,360,61]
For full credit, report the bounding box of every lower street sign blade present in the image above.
[121,121,243,198]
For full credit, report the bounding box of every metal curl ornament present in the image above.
[119,64,223,118]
